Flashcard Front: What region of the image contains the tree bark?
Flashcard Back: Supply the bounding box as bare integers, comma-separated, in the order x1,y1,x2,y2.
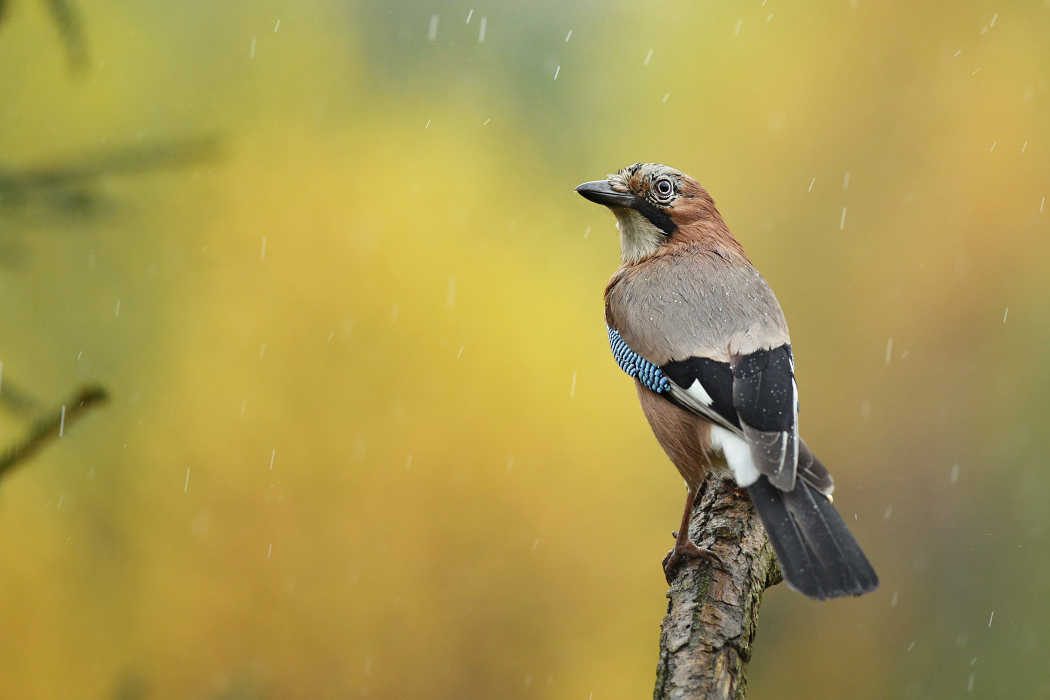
653,471,782,700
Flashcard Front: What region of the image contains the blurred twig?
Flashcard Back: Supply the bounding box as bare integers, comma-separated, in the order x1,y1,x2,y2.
0,375,42,416
0,385,107,480
0,0,89,75
0,135,222,219
0,135,222,194
653,471,781,700
43,0,88,74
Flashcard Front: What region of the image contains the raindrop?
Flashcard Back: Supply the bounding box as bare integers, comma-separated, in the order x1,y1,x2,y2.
843,171,850,189
950,464,959,483
260,236,267,260
250,37,256,59
885,338,893,364
808,177,815,192
840,207,847,230
270,450,275,469
466,9,473,23
274,20,280,33
554,66,560,80
570,372,577,397
184,468,191,492
59,406,66,437
478,16,486,42
447,277,457,309
565,30,572,42
644,49,653,65
662,93,669,103
734,18,742,34
428,15,439,41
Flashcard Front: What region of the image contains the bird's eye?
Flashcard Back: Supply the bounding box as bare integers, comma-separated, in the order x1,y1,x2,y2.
655,179,673,197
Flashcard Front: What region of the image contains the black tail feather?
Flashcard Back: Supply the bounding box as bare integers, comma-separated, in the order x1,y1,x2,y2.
747,476,879,600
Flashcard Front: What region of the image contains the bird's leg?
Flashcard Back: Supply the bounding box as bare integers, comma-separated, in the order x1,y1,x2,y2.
662,488,723,584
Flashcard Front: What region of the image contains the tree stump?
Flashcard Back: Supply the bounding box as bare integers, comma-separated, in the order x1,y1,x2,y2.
653,471,782,700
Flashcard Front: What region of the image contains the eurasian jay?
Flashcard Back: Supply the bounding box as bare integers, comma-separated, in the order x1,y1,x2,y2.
576,163,878,600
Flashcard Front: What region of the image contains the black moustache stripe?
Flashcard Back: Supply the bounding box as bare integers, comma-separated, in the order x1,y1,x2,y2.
633,198,677,235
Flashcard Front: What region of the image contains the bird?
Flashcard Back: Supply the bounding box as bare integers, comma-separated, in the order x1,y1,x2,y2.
576,163,878,600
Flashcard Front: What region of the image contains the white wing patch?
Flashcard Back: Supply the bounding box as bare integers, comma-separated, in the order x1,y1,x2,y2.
686,379,714,407
710,425,760,487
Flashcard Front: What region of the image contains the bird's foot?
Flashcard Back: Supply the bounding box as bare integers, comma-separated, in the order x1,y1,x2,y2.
663,531,724,585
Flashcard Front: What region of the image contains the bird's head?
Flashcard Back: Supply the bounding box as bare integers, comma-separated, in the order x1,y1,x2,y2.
576,163,724,265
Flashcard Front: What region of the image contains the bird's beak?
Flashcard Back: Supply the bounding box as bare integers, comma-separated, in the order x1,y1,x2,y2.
575,180,636,208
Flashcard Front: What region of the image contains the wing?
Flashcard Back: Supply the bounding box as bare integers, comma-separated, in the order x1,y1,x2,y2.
732,345,799,491
661,344,827,494
607,328,738,434
607,327,834,494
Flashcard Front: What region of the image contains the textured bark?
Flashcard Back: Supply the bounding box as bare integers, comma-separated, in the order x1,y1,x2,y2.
653,471,782,700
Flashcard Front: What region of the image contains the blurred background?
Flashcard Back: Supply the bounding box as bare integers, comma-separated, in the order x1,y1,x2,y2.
0,0,1048,698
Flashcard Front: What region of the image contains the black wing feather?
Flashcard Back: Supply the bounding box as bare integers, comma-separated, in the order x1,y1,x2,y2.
662,357,739,429
732,345,795,432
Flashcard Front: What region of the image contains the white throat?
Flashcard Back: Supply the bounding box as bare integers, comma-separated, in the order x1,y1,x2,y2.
613,208,665,265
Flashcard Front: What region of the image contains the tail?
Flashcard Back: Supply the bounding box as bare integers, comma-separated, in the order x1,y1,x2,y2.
747,476,879,600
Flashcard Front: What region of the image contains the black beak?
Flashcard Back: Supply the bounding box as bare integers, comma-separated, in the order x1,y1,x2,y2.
575,180,637,208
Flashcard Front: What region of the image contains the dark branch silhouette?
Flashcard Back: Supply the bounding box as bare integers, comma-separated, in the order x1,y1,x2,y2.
0,0,89,75
0,385,107,481
0,135,222,219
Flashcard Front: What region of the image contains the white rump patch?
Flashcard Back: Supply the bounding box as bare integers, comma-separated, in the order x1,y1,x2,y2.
710,425,760,487
686,379,714,407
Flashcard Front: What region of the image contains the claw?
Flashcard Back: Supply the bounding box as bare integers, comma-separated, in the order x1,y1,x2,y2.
663,488,723,584
662,538,723,584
